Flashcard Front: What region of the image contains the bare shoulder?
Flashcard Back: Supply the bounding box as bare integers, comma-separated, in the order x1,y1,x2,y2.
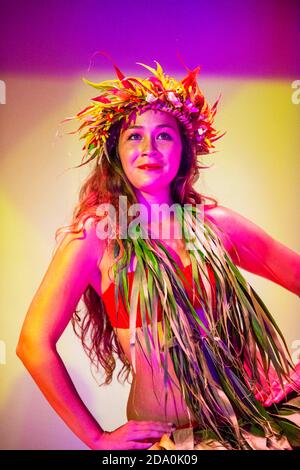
17,218,106,349
203,203,278,265
56,217,106,267
203,204,242,262
203,204,300,293
203,204,268,244
203,204,237,227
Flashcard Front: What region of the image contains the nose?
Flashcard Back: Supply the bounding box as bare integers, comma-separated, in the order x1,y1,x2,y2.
141,134,158,156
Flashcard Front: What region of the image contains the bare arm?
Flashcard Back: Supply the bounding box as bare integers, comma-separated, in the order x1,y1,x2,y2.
16,220,174,450
205,205,300,405
205,205,300,296
16,219,106,449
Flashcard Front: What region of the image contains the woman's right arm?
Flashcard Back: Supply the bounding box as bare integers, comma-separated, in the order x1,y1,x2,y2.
16,220,174,449
16,219,107,450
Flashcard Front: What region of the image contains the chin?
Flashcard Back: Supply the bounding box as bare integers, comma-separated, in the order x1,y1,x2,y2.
138,183,170,192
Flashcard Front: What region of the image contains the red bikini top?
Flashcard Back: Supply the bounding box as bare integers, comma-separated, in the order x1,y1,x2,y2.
101,262,216,329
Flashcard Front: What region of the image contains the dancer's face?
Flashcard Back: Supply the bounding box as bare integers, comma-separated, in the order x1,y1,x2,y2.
117,109,182,194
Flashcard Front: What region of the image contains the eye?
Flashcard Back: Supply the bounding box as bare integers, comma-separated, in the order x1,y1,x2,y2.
127,131,173,141
127,133,142,141
157,132,172,141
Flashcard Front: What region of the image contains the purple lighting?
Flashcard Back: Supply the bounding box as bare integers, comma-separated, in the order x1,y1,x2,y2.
0,0,299,78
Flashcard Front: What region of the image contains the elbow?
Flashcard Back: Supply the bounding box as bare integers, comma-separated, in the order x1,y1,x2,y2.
16,333,26,360
16,341,23,359
16,338,35,364
16,335,55,365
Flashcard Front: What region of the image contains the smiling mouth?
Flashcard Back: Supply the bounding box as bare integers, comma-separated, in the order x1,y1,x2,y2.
137,164,163,170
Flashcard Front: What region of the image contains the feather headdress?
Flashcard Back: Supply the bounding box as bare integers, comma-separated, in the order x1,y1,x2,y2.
63,61,223,167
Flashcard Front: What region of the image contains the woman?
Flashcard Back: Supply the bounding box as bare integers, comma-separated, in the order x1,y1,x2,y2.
17,61,300,450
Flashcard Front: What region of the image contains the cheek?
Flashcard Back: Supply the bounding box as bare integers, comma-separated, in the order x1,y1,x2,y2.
165,147,182,177
119,148,134,175
119,154,141,187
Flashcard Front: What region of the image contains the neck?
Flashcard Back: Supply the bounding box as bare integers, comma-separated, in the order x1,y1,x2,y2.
134,188,180,239
135,188,174,222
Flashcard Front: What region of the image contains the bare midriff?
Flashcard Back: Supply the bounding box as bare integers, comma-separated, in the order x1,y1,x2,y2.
114,324,198,428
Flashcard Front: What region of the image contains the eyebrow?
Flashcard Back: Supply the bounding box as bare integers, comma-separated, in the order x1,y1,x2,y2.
126,124,176,131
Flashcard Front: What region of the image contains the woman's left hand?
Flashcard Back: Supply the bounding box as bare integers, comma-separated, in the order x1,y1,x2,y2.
256,361,300,407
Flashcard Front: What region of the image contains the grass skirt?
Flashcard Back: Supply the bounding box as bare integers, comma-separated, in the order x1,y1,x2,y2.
148,397,300,450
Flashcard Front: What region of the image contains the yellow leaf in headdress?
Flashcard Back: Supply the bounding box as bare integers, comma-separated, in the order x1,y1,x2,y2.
154,61,164,75
136,62,158,77
82,77,118,90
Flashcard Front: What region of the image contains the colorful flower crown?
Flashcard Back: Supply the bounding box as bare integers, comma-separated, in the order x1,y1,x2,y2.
63,61,223,167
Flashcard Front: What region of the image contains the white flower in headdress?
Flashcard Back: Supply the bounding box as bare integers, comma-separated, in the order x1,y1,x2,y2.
185,98,199,113
196,126,206,141
167,92,182,108
145,92,157,103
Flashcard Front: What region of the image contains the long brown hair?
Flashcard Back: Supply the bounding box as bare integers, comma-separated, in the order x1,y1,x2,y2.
55,117,218,387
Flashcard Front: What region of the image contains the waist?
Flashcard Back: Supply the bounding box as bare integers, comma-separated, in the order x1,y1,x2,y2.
127,371,196,428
